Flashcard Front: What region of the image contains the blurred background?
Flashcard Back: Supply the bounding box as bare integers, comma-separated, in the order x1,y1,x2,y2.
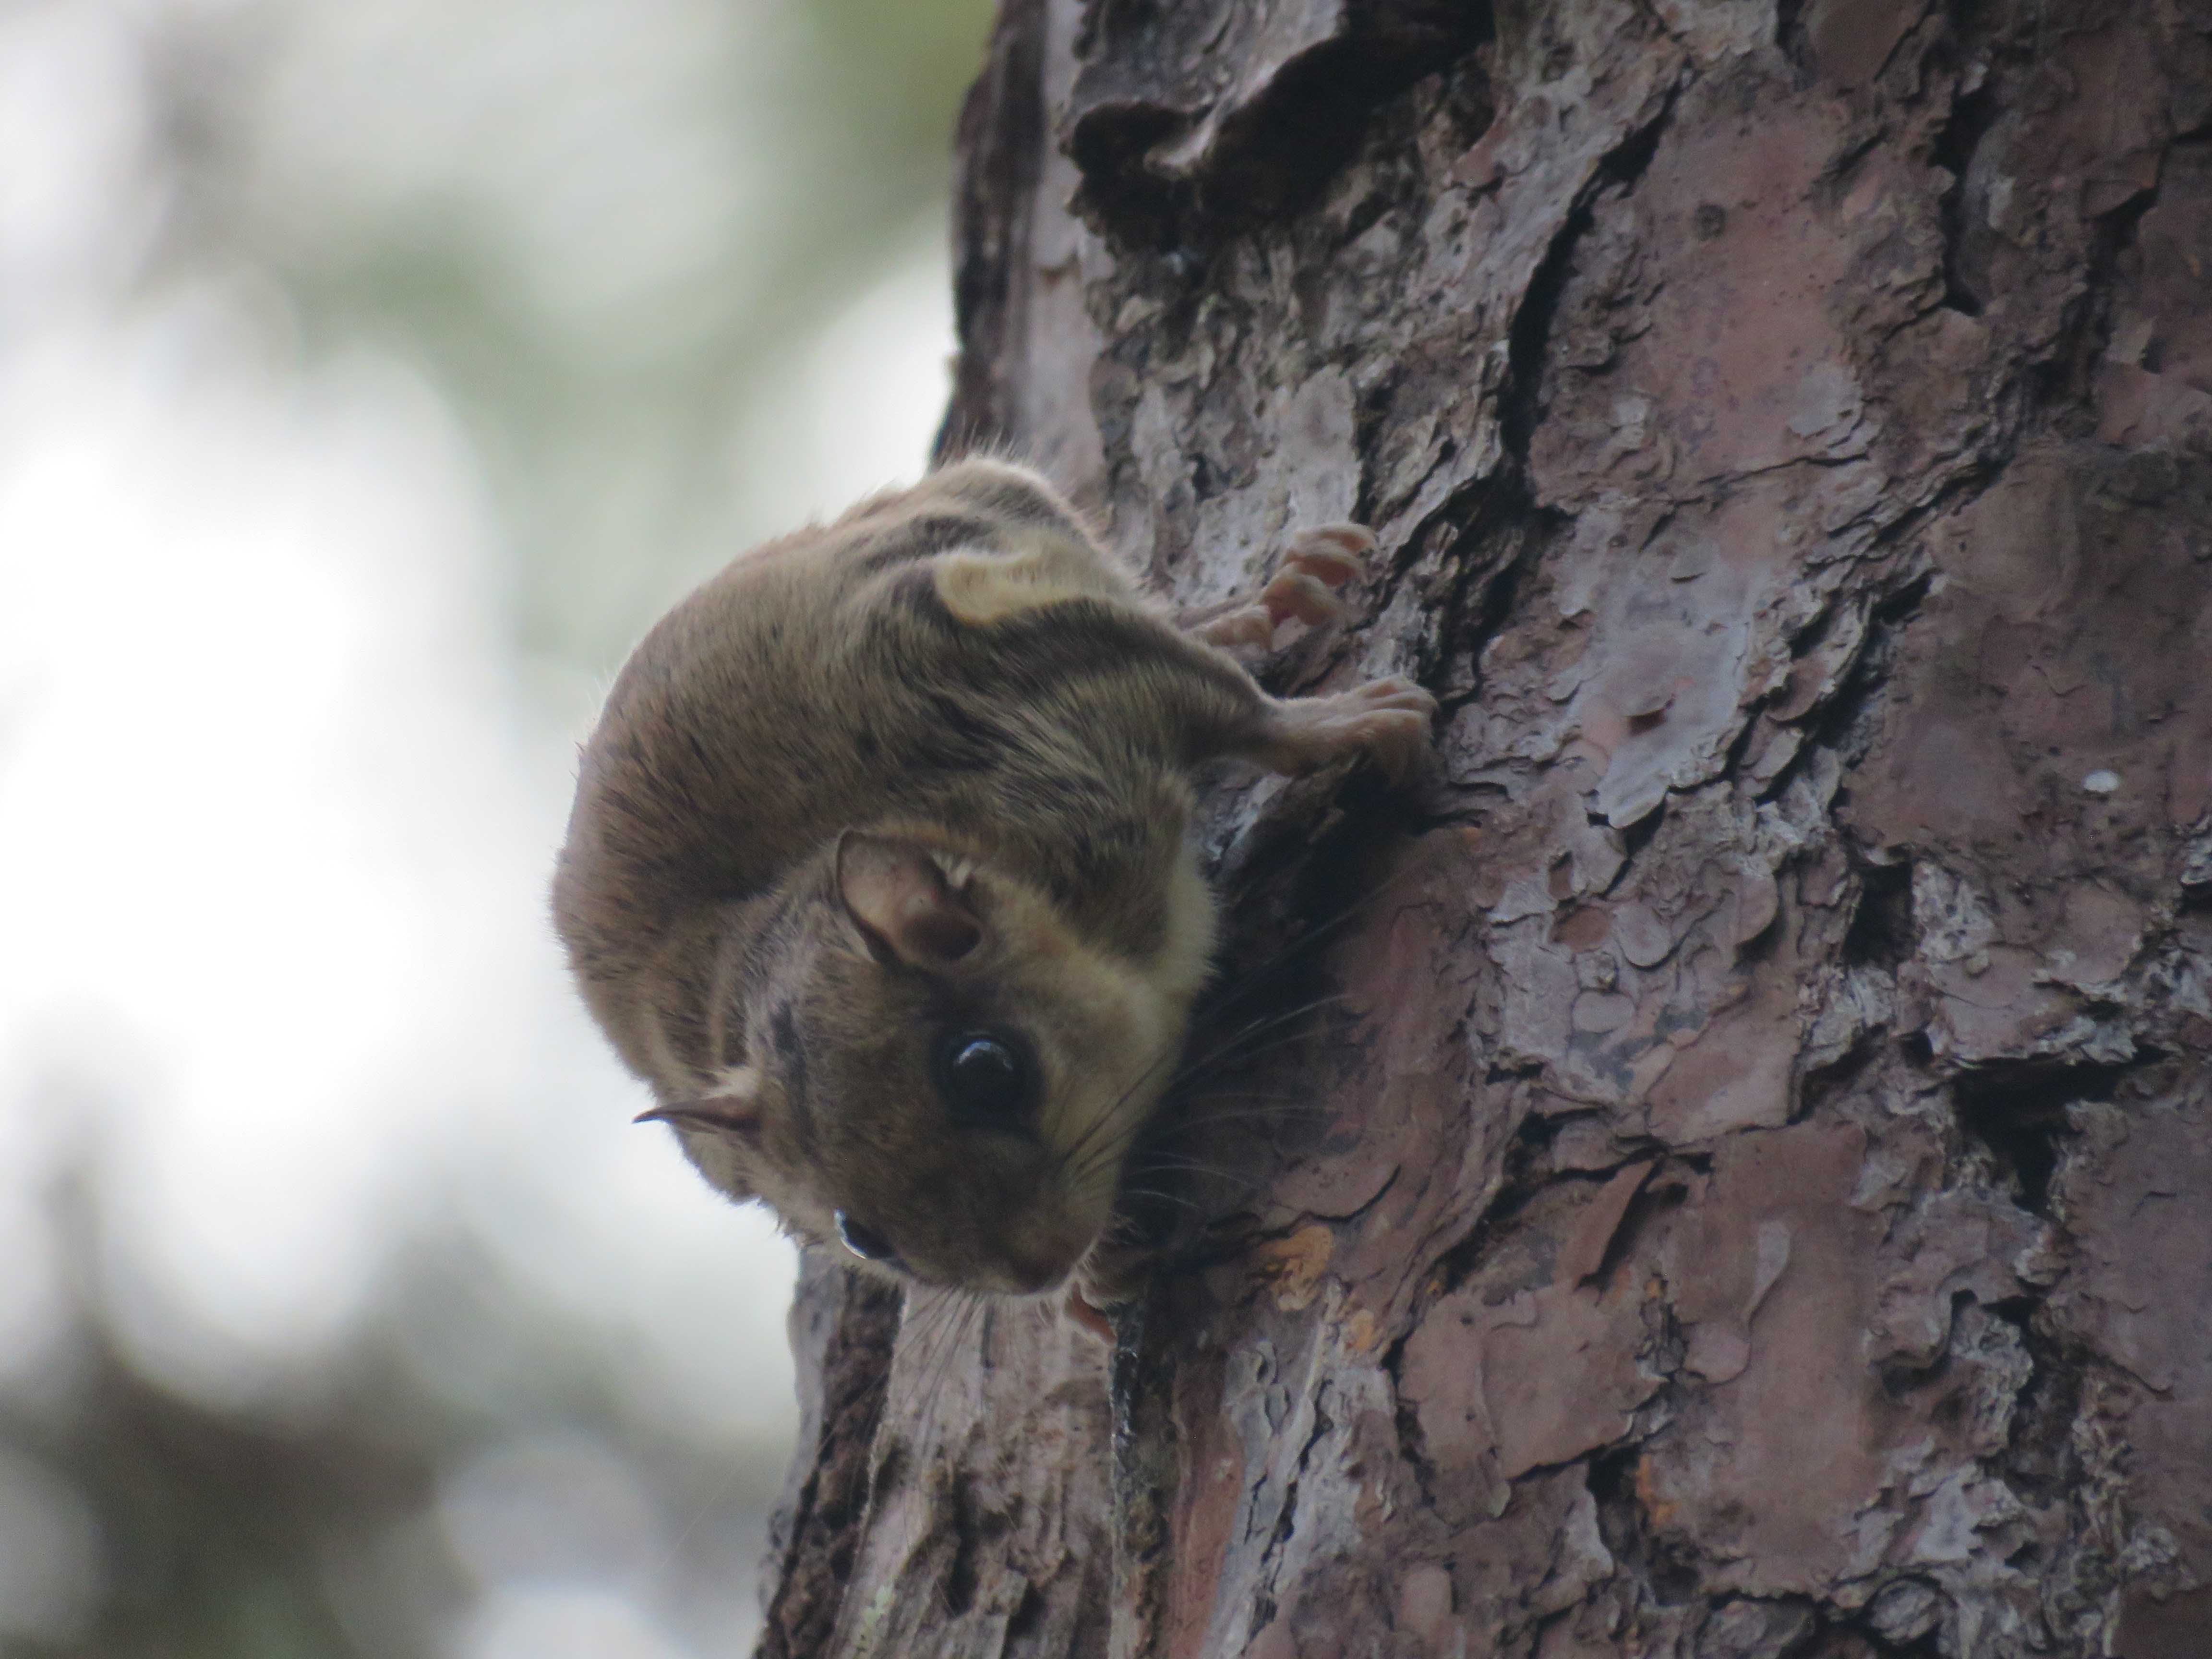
0,0,992,1653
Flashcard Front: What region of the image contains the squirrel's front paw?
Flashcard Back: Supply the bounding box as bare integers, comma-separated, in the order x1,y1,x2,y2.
1257,674,1438,782
1190,523,1378,649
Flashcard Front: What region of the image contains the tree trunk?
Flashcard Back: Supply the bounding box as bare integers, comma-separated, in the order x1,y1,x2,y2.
755,2,2212,1655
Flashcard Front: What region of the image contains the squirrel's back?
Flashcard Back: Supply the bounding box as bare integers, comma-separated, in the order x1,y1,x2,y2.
550,460,1195,1077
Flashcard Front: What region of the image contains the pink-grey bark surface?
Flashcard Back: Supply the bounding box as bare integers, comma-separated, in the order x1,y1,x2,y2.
756,2,2212,1655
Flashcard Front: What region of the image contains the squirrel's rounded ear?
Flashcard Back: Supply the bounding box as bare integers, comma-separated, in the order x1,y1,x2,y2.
834,830,982,969
634,1065,766,1142
635,1078,764,1203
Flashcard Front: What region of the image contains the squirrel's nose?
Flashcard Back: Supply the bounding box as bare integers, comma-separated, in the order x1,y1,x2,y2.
995,1232,1082,1297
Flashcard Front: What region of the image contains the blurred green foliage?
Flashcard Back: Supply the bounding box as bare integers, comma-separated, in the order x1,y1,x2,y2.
152,0,994,672
0,1,993,1656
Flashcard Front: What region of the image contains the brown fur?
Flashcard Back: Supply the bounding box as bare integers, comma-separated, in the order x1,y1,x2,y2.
551,459,1432,1304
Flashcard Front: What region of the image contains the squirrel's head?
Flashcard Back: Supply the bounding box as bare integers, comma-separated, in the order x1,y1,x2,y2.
642,829,1213,1299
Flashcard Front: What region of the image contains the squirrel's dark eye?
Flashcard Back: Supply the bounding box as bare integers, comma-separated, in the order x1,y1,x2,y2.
934,1031,1037,1128
835,1210,902,1268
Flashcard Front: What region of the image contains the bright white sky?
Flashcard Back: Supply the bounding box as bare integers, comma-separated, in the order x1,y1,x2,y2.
0,1,957,1652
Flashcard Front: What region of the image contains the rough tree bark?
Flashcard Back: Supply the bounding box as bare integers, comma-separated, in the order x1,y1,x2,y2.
754,2,2212,1655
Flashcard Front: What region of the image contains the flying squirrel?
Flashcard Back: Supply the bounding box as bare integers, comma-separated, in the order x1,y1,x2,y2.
551,458,1434,1334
